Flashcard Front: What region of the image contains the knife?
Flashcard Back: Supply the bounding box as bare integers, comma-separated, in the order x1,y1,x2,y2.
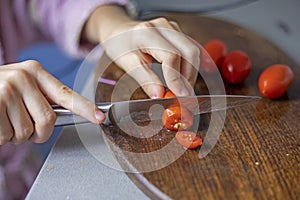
53,95,261,127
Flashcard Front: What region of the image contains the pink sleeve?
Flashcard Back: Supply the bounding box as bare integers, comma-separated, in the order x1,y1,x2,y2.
34,0,128,58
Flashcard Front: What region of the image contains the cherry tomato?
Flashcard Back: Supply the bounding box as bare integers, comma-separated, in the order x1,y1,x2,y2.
164,89,176,98
221,50,251,84
201,39,227,73
258,64,294,99
162,105,193,131
175,131,202,149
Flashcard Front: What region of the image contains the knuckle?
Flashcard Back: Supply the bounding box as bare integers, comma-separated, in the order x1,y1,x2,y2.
0,81,16,100
152,17,169,24
22,60,45,76
170,20,179,26
0,133,13,145
17,125,34,141
22,60,42,70
12,68,29,79
38,109,56,127
135,21,153,29
9,69,35,89
46,110,57,125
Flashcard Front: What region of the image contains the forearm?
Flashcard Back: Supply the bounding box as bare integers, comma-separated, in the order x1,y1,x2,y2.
32,0,128,58
83,4,134,44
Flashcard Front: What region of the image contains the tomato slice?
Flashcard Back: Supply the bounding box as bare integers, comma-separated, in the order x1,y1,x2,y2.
201,39,227,73
164,89,176,98
221,50,251,84
258,64,294,99
175,131,202,149
162,105,193,131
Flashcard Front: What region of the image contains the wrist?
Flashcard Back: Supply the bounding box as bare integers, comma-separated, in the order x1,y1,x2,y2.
82,4,133,44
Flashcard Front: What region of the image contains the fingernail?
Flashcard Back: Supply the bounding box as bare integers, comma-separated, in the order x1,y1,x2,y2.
95,110,105,123
151,94,159,99
149,90,160,99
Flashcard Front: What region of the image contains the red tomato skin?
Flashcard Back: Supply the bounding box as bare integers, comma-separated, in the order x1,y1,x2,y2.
175,131,202,149
201,40,227,73
258,64,294,99
221,50,251,84
164,90,176,98
162,105,193,131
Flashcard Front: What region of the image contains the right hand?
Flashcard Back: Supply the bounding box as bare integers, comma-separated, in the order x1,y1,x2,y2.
83,5,200,98
0,60,105,145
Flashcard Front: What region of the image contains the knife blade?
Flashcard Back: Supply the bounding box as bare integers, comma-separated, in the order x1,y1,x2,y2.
53,95,261,127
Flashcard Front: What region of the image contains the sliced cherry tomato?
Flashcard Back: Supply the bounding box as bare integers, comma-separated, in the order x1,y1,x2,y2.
175,131,202,149
221,50,251,84
258,64,294,99
164,89,176,98
201,39,227,73
162,105,193,131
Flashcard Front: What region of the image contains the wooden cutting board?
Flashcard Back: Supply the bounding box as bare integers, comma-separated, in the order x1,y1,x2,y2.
95,14,299,200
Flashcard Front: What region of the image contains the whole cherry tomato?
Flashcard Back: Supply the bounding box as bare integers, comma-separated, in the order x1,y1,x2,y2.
258,64,294,99
162,105,193,131
164,89,176,98
221,50,251,84
175,131,202,149
201,39,227,73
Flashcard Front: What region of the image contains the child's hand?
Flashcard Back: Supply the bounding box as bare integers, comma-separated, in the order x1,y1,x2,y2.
0,60,105,145
84,5,200,98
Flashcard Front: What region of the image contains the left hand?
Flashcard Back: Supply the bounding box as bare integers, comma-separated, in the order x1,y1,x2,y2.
83,5,200,98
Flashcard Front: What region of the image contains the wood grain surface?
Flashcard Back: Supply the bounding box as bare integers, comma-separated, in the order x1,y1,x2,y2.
95,15,299,200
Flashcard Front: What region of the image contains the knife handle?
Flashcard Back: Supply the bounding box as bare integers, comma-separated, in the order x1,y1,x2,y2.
53,102,112,127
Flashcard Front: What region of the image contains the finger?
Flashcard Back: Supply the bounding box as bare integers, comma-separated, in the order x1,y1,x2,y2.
149,18,200,92
116,52,165,98
0,72,35,144
6,98,34,144
0,105,14,145
10,71,55,143
180,58,199,90
131,23,189,96
169,21,182,32
20,60,105,124
140,47,188,96
24,92,55,143
149,17,200,67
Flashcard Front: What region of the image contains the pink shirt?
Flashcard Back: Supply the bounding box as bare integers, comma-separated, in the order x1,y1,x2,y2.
0,0,128,199
0,0,128,64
